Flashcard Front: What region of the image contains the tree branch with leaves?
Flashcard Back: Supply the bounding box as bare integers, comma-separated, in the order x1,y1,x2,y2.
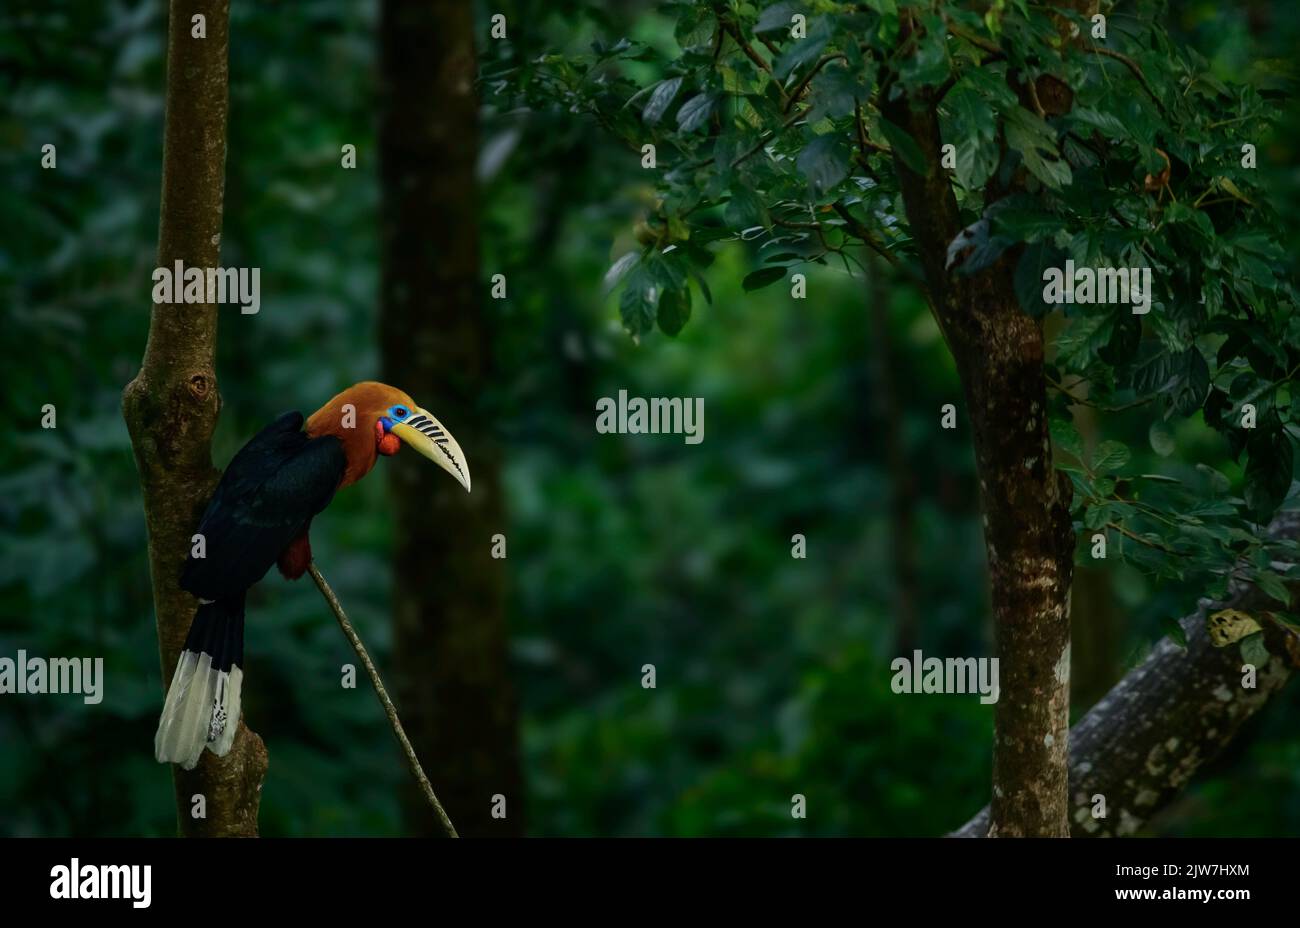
509,0,1298,836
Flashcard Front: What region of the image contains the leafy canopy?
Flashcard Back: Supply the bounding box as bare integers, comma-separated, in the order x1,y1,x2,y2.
506,0,1298,614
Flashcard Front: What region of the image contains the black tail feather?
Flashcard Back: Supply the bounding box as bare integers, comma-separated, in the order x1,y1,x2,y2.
155,593,247,769
182,593,246,672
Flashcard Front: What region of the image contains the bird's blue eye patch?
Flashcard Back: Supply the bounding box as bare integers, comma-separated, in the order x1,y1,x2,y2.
388,405,410,421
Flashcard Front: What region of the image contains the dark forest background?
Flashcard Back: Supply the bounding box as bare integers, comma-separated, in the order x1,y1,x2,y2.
1,0,1297,836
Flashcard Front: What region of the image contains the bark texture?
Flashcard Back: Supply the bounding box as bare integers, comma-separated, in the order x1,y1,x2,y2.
122,0,268,837
883,91,1075,837
378,0,524,836
953,513,1300,837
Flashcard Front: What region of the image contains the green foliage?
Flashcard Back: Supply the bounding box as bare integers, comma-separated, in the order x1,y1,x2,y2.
0,0,402,837
2,0,1298,839
508,0,1299,611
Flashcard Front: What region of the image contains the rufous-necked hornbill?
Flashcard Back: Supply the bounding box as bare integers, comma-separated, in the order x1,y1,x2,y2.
154,382,470,770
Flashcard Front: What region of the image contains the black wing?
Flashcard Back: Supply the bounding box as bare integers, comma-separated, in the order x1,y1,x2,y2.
180,411,347,600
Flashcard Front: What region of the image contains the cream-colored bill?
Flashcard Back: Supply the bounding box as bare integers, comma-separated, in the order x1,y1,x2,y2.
392,406,472,492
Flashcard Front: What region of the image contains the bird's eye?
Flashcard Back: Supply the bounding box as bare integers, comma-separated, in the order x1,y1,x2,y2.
391,406,408,419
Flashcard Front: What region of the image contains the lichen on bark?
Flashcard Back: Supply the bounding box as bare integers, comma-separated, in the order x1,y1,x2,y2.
882,87,1075,837
954,514,1300,837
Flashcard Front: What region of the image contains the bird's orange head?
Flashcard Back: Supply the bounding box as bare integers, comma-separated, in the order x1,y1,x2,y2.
305,381,471,491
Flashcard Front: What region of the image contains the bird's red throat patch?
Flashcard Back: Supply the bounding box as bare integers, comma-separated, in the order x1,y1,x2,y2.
376,420,401,456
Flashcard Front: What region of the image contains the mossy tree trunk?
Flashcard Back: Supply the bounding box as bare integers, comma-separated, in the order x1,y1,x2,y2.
122,0,268,838
954,513,1300,837
883,2,1098,837
883,91,1075,839
377,0,524,837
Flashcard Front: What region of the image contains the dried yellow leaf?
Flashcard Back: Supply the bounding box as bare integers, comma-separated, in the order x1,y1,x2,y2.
1207,608,1262,647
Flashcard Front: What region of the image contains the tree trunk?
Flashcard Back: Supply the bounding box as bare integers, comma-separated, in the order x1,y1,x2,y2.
953,513,1300,837
378,0,524,836
122,0,268,838
883,93,1075,837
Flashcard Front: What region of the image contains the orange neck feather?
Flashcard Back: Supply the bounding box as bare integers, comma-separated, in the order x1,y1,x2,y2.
304,381,412,488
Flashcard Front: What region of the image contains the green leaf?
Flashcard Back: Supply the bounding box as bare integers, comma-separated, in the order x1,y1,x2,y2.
1227,230,1278,258
898,14,949,88
1149,421,1176,457
742,266,787,291
869,0,900,42
1091,440,1131,474
657,286,692,336
1004,107,1071,190
676,93,715,133
947,82,995,142
755,3,797,34
689,267,712,305
1050,417,1084,462
1014,242,1064,317
1083,503,1110,531
807,60,872,122
1131,352,1181,396
1161,614,1189,650
646,250,688,291
1254,572,1291,608
642,77,683,125
602,251,640,295
796,134,850,196
1164,202,1215,243
1234,251,1276,290
774,17,831,80
673,9,715,49
961,65,1018,110
619,267,657,335
876,117,927,174
1244,427,1294,522
1195,463,1232,495
1068,107,1131,141
1203,387,1232,429
724,184,771,232
992,200,1065,244
1170,348,1210,416
955,135,999,190
1098,312,1141,367
1240,631,1271,667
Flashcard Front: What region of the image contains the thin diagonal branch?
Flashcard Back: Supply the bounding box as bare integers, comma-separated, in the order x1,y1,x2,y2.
854,105,891,156
308,561,459,838
947,21,1003,57
784,53,847,113
722,20,787,106
837,200,899,263
1093,46,1169,117
730,108,805,168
